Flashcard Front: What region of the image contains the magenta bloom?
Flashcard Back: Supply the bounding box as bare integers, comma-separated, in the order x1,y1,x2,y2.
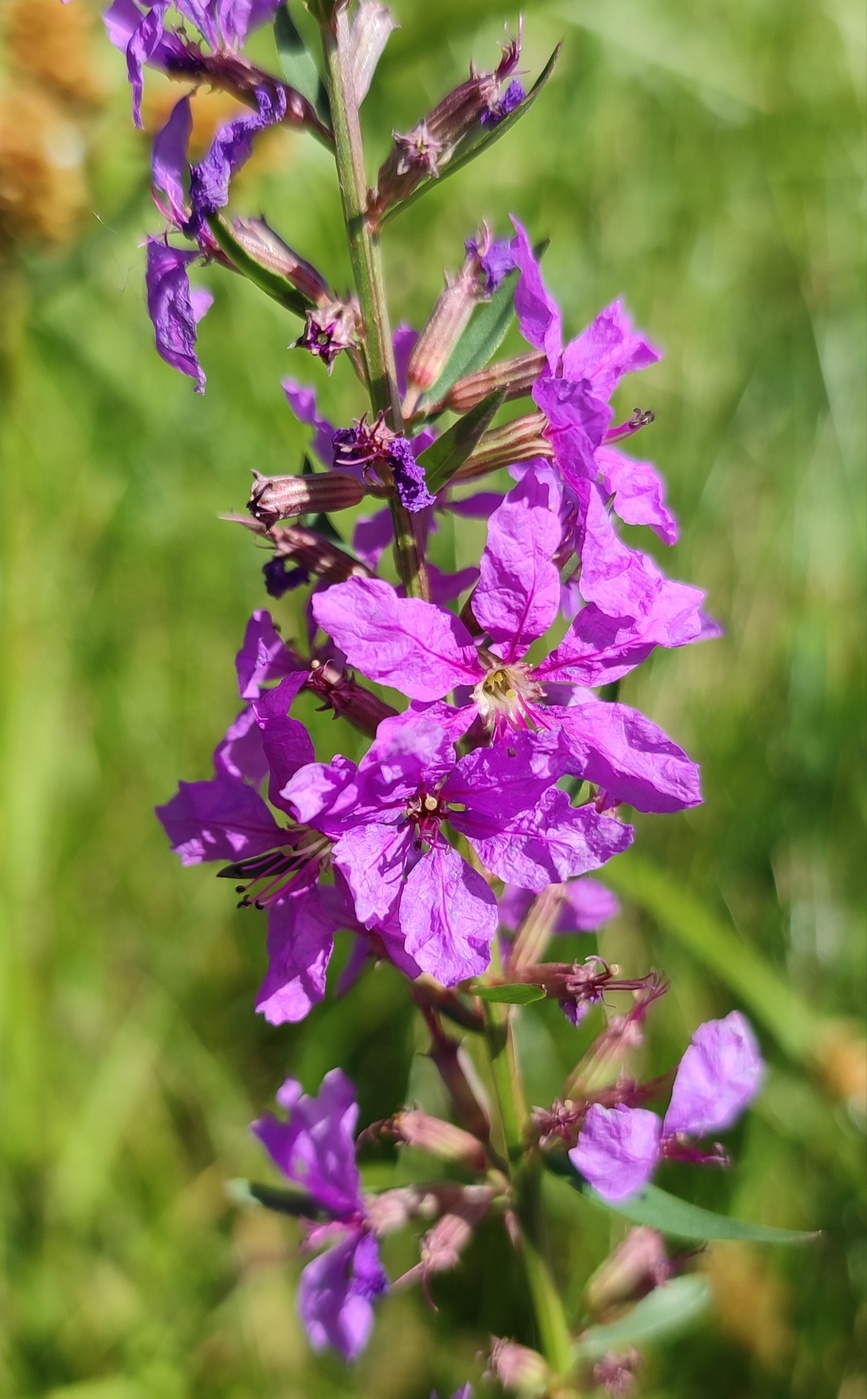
510,217,677,547
313,476,702,814
570,1012,765,1200
281,715,632,986
253,1071,388,1360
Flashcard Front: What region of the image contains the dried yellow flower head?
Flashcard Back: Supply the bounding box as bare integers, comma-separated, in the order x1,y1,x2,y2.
5,0,105,110
0,87,87,248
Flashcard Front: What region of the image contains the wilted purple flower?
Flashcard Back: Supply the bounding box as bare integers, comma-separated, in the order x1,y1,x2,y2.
570,1012,765,1200
280,714,631,986
145,239,213,392
313,475,702,814
331,413,435,513
253,1070,388,1360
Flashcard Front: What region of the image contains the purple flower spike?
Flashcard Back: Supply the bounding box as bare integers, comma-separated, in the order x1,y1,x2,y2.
571,1105,662,1202
253,1071,388,1360
663,1011,765,1138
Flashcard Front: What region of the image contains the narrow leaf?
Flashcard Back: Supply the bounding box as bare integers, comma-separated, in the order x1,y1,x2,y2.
417,390,505,495
546,1156,817,1243
473,983,547,1005
275,3,331,121
226,1178,327,1217
602,850,828,1063
574,1276,712,1360
382,46,561,226
427,269,520,407
207,215,313,319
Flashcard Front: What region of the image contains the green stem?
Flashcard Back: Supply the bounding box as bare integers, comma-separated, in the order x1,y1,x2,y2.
482,1003,576,1383
321,12,428,599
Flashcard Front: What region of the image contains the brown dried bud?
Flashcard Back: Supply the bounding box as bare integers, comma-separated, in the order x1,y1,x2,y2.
267,523,373,587
306,658,397,736
248,470,365,528
454,413,553,481
392,1111,489,1172
230,218,332,304
441,351,547,414
585,1228,670,1316
486,1338,550,1396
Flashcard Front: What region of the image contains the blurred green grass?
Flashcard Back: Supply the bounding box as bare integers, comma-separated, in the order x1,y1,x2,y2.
0,0,865,1395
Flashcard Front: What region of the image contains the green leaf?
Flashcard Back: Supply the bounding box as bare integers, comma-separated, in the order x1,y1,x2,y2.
574,1275,712,1360
274,3,331,121
472,983,547,1005
417,390,505,495
602,850,828,1064
206,215,313,320
546,1156,818,1243
382,46,561,226
226,1179,327,1218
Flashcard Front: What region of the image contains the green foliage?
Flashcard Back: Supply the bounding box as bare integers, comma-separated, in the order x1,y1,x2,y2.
0,0,864,1396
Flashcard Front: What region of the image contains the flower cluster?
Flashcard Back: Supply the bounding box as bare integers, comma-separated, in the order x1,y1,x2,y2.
89,0,778,1388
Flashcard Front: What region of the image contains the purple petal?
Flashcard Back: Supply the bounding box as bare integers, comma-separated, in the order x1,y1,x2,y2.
151,96,191,226
463,788,633,892
145,239,212,392
352,507,393,570
570,1104,662,1201
252,672,314,810
312,577,480,701
188,86,286,226
399,843,496,985
217,0,281,47
540,605,657,689
213,704,268,784
299,1232,386,1361
510,216,562,369
393,323,418,398
445,731,561,822
597,445,678,546
447,490,505,519
663,1012,765,1138
252,1068,363,1215
333,821,413,924
256,883,336,1025
498,877,619,934
177,0,219,45
552,700,703,813
235,609,302,700
561,300,661,400
279,755,360,831
124,0,171,127
473,479,562,656
424,564,479,605
282,380,338,468
534,374,612,457
156,776,282,865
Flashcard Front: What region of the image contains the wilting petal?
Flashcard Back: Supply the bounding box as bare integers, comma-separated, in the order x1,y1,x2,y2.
561,300,661,399
189,86,286,226
463,788,633,892
256,883,337,1025
570,1104,662,1201
313,577,480,701
145,239,212,392
510,216,562,370
156,776,282,865
217,0,281,47
663,1012,765,1138
399,843,496,985
552,701,702,813
597,445,678,546
473,479,562,656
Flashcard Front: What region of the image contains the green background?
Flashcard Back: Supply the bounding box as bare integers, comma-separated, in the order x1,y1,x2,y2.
1,0,865,1395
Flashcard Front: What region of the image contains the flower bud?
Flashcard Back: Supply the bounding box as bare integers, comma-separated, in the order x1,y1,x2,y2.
420,1186,495,1276
230,218,332,304
404,265,479,409
441,351,547,414
506,885,568,974
487,1338,550,1396
349,0,397,105
453,413,553,480
294,298,361,370
392,1110,489,1172
590,1349,642,1396
306,658,397,736
267,523,373,586
585,1228,670,1316
248,470,365,527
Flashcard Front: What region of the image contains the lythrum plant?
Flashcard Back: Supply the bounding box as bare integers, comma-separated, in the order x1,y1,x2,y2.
75,0,816,1392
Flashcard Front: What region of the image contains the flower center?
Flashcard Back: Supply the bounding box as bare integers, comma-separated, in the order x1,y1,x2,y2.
405,788,448,845
218,828,332,908
472,660,543,735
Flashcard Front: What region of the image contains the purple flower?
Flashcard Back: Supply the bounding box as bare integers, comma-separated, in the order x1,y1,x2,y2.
280,715,631,986
465,229,517,295
313,476,702,814
498,877,619,936
569,1012,765,1200
253,1071,388,1360
510,218,678,547
481,79,526,126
